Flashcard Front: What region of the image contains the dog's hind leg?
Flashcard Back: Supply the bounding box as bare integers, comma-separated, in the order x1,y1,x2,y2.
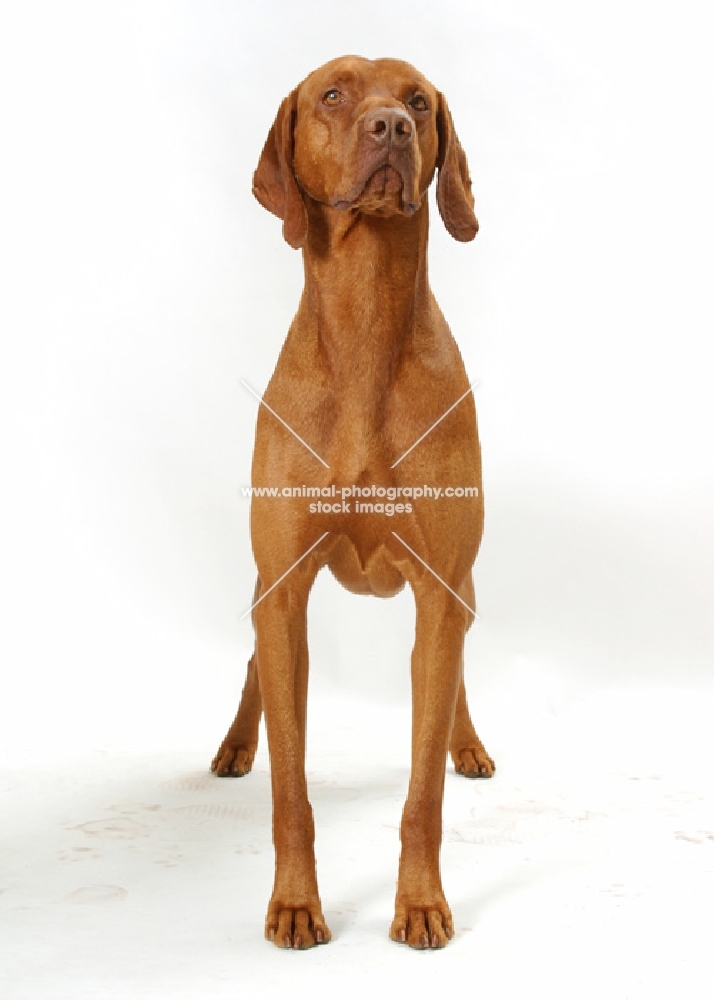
449,674,495,778
211,651,262,776
211,577,263,777
447,575,495,778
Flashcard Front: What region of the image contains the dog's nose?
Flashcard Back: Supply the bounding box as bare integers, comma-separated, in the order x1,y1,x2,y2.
363,107,413,146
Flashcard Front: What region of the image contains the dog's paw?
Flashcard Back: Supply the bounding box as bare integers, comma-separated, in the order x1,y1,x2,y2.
452,744,495,778
390,901,454,949
265,904,331,950
210,743,255,777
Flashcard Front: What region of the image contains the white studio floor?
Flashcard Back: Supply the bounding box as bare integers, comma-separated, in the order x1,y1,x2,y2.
2,687,713,1000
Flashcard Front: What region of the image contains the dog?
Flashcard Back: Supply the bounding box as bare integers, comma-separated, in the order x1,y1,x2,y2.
211,55,494,950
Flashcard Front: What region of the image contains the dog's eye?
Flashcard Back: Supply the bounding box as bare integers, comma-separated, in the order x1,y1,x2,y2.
323,89,342,106
409,95,428,112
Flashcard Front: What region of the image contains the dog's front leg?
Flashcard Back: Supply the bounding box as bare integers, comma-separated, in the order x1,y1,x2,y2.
390,583,470,949
255,579,331,950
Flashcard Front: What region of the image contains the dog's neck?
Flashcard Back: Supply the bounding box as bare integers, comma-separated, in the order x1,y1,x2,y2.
298,199,432,393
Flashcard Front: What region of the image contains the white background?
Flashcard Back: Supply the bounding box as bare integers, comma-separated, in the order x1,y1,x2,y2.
1,2,713,997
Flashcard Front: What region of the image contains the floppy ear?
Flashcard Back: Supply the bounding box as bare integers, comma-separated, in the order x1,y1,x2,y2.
252,88,308,250
436,92,479,242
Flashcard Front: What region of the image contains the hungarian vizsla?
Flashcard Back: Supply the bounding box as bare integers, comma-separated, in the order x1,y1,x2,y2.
211,55,494,950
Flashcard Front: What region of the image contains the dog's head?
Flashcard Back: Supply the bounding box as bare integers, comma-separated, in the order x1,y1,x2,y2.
252,55,479,249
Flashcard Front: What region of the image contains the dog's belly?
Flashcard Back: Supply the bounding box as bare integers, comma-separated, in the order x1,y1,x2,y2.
327,533,405,598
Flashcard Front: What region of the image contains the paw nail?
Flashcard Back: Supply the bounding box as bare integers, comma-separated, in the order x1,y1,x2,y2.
316,929,323,943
